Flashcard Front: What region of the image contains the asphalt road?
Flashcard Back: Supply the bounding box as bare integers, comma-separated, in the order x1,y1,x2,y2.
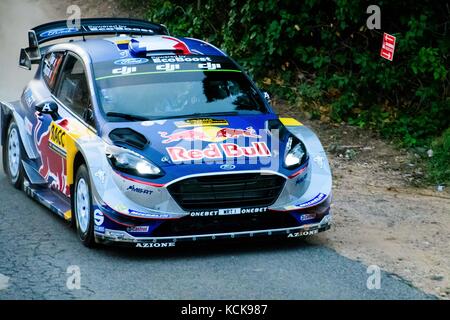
0,0,432,300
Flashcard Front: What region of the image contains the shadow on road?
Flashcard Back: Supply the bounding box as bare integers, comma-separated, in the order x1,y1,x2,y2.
98,236,313,261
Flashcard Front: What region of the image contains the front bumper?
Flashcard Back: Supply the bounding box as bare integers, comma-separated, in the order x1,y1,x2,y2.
94,211,332,248
81,122,333,248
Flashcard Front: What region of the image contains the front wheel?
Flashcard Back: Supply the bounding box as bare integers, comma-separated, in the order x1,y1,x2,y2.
4,120,24,189
73,164,96,247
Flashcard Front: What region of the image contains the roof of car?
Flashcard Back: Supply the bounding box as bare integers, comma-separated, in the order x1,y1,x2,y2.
62,35,228,64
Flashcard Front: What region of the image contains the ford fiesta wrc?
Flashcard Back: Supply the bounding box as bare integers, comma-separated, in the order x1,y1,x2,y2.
0,18,332,248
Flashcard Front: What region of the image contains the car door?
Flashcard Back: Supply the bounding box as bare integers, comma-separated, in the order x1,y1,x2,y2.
35,52,95,197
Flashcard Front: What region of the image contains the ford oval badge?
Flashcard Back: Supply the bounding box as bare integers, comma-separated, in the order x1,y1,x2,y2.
220,164,235,170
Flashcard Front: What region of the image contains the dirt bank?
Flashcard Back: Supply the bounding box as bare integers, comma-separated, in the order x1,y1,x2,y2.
274,99,450,299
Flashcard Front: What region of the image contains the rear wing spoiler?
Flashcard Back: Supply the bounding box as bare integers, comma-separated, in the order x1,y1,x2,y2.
19,18,169,70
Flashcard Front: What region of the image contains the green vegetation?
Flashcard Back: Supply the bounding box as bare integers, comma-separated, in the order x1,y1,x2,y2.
429,128,450,184
122,0,449,184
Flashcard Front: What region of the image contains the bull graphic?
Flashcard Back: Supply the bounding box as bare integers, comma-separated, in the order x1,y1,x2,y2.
158,128,208,143
34,115,70,196
215,127,260,139
158,127,261,144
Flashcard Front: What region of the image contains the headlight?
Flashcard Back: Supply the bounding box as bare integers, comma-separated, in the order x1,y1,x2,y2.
284,139,307,168
106,145,162,178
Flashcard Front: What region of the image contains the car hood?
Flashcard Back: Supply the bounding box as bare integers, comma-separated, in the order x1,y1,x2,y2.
101,114,293,180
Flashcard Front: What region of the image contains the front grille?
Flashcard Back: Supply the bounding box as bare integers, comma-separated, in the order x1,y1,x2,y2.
152,212,299,237
167,173,286,210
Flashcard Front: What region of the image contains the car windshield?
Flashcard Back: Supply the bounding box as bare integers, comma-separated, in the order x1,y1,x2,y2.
94,61,267,121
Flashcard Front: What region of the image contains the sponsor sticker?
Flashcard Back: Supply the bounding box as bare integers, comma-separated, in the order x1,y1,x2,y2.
126,185,153,195
167,142,271,162
295,193,327,208
112,66,137,75
94,209,104,226
190,207,268,217
136,242,175,248
35,118,70,195
300,213,317,221
40,27,78,38
85,25,153,33
151,55,212,64
128,209,170,219
48,122,67,158
127,226,150,233
156,63,180,72
287,229,319,238
220,164,236,170
114,58,149,65
219,208,240,215
94,225,105,233
175,118,229,128
198,62,221,70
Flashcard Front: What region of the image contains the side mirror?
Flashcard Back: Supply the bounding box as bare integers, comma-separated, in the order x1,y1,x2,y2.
19,48,32,70
19,31,41,70
35,101,59,120
263,91,271,103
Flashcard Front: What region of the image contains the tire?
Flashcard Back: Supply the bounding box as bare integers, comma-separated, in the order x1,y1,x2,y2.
73,164,96,248
4,120,24,189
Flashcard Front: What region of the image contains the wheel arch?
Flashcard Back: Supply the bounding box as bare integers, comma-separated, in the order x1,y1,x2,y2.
68,151,87,225
1,101,37,160
1,106,13,173
0,105,13,148
70,151,86,192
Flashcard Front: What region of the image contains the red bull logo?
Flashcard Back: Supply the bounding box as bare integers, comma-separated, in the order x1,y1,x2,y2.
159,126,261,144
167,142,271,162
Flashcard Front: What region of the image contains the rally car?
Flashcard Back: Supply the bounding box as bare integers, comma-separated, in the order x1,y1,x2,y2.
0,18,332,248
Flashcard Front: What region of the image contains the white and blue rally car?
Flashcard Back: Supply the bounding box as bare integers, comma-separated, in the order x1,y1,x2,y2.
0,18,332,248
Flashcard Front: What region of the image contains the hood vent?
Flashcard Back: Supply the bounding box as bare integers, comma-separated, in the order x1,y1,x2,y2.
109,128,148,150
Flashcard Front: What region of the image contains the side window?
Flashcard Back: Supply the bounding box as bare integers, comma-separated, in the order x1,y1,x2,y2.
42,52,64,91
55,54,92,123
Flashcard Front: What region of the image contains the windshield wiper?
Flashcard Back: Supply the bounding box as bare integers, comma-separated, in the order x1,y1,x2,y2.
152,111,239,120
106,112,150,121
